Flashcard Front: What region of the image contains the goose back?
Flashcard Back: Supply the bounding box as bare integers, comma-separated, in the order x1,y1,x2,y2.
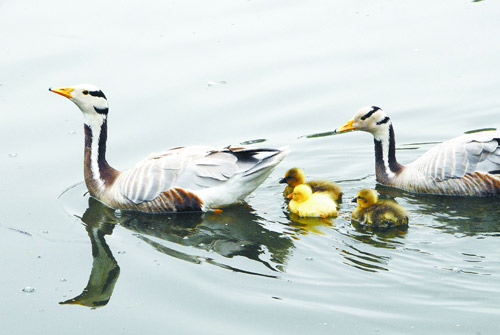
105,146,286,211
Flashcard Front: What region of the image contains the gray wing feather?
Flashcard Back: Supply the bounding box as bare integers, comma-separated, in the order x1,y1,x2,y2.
193,152,239,180
409,131,500,180
488,148,500,165
117,146,285,204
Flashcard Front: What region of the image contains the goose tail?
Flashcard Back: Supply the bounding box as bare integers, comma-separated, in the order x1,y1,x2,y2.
198,147,289,209
242,147,289,177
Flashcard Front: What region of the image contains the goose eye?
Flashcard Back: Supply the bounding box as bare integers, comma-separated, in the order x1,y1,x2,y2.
83,90,89,95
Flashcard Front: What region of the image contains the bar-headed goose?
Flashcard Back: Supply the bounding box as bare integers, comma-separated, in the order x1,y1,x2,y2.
279,167,342,201
287,184,337,218
49,84,288,213
352,189,409,229
335,106,500,196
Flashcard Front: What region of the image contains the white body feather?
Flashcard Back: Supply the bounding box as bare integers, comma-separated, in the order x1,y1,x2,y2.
103,146,288,210
394,131,500,195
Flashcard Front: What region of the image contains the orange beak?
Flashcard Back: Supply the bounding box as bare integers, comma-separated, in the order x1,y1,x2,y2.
59,298,82,305
335,119,356,133
49,87,74,99
286,193,294,199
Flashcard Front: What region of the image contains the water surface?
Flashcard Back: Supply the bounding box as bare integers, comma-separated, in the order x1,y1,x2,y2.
1,0,500,334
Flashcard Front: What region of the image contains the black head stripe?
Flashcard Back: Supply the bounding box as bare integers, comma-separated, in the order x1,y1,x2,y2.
376,116,390,125
89,90,107,99
361,106,381,120
94,106,108,114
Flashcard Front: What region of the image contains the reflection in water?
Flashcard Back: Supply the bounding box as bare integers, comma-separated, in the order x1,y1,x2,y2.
334,226,406,273
286,212,334,236
336,242,392,273
60,208,120,308
284,208,403,273
349,222,407,242
331,183,500,273
376,184,500,236
115,202,294,274
61,197,294,308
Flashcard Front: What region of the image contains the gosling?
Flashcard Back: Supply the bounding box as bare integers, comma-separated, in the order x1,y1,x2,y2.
287,184,338,218
352,189,409,229
280,168,342,202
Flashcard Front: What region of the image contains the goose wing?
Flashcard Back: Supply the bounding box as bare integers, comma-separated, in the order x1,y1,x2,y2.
408,130,500,180
117,146,284,203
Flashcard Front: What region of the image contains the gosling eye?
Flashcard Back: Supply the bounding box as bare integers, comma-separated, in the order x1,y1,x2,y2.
82,90,89,95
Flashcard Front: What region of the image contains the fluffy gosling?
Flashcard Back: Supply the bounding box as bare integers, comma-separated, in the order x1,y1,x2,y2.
288,184,338,218
280,168,342,202
352,189,409,229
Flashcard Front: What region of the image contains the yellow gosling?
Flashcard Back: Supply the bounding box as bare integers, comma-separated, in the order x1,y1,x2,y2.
352,189,409,230
280,168,342,201
287,184,337,218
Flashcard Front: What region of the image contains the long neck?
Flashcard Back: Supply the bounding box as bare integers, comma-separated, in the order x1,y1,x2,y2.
373,124,403,183
84,119,119,198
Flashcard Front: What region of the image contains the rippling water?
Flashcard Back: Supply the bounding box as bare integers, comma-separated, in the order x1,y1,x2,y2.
2,0,500,334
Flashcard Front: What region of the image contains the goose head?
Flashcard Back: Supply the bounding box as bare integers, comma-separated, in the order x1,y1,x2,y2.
335,106,391,140
50,84,109,129
287,184,312,203
280,168,306,188
352,189,378,208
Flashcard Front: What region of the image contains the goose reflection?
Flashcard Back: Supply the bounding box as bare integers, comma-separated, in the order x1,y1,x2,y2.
59,203,120,308
61,197,294,308
115,204,293,273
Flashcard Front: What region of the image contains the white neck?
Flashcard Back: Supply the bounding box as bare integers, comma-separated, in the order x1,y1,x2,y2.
378,133,395,179
373,124,402,183
84,113,108,194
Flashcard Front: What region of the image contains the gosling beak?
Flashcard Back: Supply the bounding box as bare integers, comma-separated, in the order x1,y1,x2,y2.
279,177,287,184
351,196,358,203
286,193,294,199
49,87,74,99
334,119,356,133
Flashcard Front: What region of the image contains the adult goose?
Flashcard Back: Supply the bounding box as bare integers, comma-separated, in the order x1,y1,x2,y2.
335,106,500,196
50,84,288,213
